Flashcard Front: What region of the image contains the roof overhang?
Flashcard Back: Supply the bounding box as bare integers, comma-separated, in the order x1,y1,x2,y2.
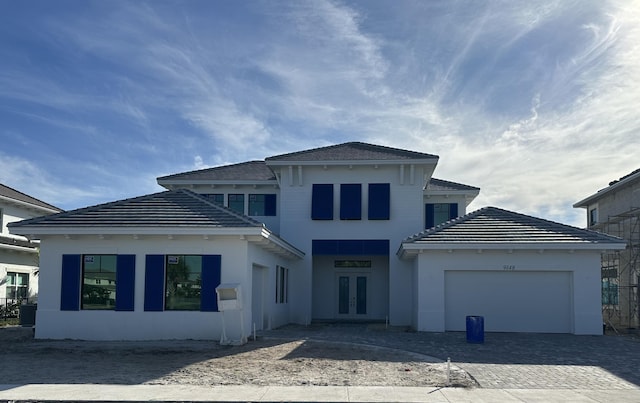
158,180,278,188
398,241,628,259
0,242,38,254
10,226,305,261
265,158,439,167
574,170,640,208
0,194,61,215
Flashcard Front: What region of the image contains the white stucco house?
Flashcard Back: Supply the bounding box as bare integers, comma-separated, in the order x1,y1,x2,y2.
9,142,625,340
1,184,62,306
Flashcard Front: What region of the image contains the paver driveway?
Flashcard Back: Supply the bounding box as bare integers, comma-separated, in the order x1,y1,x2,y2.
261,323,640,390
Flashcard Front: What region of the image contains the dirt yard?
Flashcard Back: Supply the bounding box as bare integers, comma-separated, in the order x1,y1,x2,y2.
0,326,476,388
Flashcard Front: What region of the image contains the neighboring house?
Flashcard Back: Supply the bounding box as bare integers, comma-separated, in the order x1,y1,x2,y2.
574,168,640,330
1,184,62,305
9,142,625,340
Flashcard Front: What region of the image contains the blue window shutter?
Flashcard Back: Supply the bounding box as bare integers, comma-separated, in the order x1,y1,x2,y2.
449,203,458,220
312,184,334,220
265,194,277,216
368,183,390,220
144,255,165,311
425,204,435,228
340,184,362,220
61,254,81,311
201,255,222,312
116,255,136,311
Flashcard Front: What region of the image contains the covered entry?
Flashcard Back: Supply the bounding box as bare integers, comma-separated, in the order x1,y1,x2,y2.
311,240,389,321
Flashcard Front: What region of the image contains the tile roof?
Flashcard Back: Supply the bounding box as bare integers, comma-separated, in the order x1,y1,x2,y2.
0,183,62,212
157,161,276,182
403,206,626,246
426,178,480,192
266,142,438,162
8,189,263,230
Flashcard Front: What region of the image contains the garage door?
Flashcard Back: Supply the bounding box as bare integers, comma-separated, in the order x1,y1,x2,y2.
444,271,573,333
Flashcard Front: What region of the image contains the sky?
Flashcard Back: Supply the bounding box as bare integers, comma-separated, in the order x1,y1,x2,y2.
1,0,639,227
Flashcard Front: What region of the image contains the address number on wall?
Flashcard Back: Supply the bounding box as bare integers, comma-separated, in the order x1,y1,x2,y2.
503,265,516,271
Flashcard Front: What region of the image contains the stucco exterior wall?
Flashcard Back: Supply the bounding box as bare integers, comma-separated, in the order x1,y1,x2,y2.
35,234,293,340
413,249,603,335
276,163,430,326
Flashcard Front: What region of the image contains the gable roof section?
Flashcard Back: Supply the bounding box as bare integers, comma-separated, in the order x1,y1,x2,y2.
399,206,626,257
157,160,276,185
574,167,640,208
0,183,62,213
265,142,439,164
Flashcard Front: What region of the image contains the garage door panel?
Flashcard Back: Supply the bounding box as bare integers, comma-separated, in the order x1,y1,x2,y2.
444,271,572,333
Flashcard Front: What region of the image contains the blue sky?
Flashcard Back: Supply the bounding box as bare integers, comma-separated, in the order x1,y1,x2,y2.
1,0,638,227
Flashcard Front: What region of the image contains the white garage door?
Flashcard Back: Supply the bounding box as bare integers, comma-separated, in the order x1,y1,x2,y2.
444,271,573,333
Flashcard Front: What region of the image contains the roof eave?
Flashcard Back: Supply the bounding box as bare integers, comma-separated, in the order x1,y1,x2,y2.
158,179,278,187
265,158,439,167
398,241,627,259
0,194,62,214
574,170,640,208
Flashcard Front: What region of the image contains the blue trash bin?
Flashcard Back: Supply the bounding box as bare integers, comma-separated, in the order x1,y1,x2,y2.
466,315,484,343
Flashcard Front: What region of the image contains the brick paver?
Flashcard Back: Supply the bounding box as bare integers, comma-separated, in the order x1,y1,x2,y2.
261,323,640,390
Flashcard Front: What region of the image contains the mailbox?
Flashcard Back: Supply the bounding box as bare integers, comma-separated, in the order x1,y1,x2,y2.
216,283,242,311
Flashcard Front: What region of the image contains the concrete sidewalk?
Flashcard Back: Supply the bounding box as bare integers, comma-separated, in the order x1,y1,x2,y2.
1,384,640,402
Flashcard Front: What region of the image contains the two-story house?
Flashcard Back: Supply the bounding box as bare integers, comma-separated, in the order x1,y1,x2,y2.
9,142,625,340
1,184,62,306
574,168,640,330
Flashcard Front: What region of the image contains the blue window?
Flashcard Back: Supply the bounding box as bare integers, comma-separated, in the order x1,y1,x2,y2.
61,254,135,311
249,194,276,216
368,183,390,220
340,184,362,220
228,194,244,214
425,203,458,228
312,184,334,220
144,254,221,312
203,194,224,205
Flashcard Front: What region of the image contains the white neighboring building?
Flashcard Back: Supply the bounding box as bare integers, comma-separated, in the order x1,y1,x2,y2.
9,142,626,339
1,184,62,304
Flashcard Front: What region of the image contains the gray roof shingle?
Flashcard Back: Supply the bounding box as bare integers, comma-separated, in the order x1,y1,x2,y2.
157,161,276,182
266,142,438,162
8,189,263,230
0,183,62,212
404,206,626,246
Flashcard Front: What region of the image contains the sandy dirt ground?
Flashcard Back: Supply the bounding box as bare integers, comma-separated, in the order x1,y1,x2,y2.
0,327,476,388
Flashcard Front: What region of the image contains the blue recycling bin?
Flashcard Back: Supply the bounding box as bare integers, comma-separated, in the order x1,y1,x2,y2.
466,315,484,343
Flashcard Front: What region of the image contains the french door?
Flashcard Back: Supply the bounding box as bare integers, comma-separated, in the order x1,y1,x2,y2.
336,273,368,318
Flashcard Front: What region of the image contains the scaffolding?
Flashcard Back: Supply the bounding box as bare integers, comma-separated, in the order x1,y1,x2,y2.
594,207,640,331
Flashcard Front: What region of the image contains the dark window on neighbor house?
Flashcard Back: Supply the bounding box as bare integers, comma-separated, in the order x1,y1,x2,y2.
6,272,29,300
144,254,221,312
340,184,362,220
82,255,117,310
0,208,3,230
203,194,224,205
228,194,244,214
590,208,598,226
61,254,135,311
275,265,288,304
249,194,276,216
425,203,458,228
368,183,390,220
602,279,619,305
312,184,334,220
